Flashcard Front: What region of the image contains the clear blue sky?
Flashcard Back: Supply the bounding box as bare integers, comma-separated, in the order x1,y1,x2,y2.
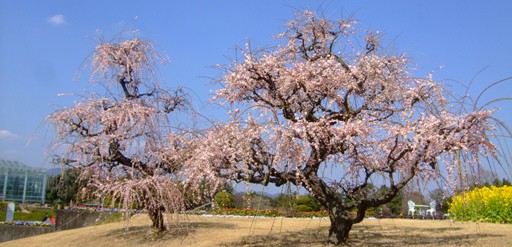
1,1,511,170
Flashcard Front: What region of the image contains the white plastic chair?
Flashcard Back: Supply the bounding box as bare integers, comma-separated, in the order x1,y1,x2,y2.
426,200,436,218
407,200,416,217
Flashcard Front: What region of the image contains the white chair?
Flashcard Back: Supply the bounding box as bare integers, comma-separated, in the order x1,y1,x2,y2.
426,200,437,218
407,200,416,218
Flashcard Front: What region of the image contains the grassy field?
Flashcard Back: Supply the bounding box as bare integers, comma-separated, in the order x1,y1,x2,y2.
1,214,511,246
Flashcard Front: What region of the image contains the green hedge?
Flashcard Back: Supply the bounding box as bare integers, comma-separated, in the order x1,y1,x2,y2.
212,207,328,218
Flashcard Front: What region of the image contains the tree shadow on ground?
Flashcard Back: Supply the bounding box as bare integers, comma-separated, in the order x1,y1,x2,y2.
105,222,235,245
223,224,504,247
349,224,502,246
222,227,328,247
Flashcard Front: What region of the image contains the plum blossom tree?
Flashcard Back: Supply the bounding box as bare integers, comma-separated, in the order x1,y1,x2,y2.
190,11,498,244
48,38,196,232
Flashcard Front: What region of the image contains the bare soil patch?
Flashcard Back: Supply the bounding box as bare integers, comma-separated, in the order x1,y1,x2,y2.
1,214,511,246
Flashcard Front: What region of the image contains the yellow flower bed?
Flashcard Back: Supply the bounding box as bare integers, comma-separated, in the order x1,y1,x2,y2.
448,185,512,223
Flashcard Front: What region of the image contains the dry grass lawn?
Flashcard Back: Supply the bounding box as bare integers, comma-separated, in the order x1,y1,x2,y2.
2,214,511,246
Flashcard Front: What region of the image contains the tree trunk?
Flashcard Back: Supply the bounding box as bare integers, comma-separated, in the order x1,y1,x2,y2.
301,168,357,245
147,207,165,232
327,206,353,245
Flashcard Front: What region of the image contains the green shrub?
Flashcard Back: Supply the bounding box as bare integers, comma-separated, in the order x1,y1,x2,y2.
212,207,327,218
294,204,313,212
295,195,321,211
0,202,7,220
0,201,7,211
295,195,310,206
365,207,376,216
448,185,512,223
214,191,234,209
274,194,295,208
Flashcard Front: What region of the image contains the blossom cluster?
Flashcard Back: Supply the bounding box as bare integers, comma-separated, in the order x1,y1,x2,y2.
91,38,166,89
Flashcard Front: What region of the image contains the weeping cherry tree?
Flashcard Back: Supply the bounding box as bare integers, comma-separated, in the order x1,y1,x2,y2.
49,38,197,231
189,11,498,244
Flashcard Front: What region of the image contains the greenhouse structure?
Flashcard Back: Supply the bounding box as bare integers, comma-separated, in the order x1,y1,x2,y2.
0,159,47,204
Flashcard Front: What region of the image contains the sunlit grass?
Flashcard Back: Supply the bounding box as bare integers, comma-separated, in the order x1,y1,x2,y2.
0,202,55,221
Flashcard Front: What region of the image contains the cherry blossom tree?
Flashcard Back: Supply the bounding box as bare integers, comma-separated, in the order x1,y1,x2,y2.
48,38,197,232
191,11,498,244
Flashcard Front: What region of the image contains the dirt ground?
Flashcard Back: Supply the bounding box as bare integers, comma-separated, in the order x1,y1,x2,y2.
1,214,511,246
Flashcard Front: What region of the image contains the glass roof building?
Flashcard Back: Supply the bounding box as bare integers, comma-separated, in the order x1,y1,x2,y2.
0,159,47,204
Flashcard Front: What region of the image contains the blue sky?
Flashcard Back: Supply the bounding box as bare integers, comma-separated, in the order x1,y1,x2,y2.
0,0,511,170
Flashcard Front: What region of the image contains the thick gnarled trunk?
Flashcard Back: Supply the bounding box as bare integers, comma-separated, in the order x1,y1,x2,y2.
147,207,165,232
326,203,354,245
304,171,357,245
